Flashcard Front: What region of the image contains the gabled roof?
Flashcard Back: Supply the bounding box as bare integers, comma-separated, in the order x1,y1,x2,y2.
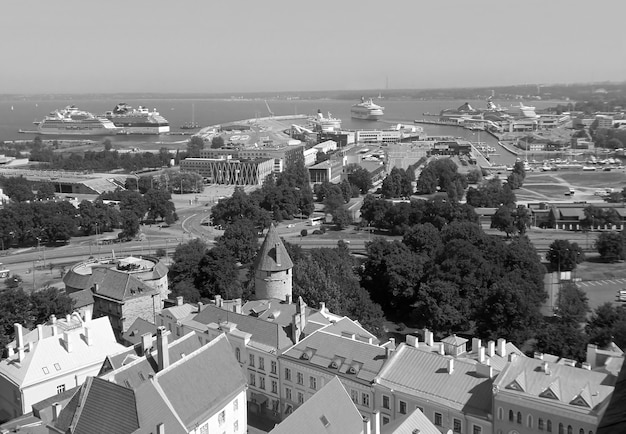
101,331,204,386
283,328,388,384
92,268,158,302
68,289,94,309
53,377,139,434
161,303,198,322
381,407,441,434
0,316,124,388
120,318,158,346
494,357,616,412
269,377,363,434
253,224,293,272
375,343,494,418
153,334,246,430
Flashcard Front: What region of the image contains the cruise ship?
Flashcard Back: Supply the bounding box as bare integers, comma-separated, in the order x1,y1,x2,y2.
311,110,342,132
351,97,385,120
35,106,118,136
104,103,170,134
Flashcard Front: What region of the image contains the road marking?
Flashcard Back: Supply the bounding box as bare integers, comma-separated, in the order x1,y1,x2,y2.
181,214,197,234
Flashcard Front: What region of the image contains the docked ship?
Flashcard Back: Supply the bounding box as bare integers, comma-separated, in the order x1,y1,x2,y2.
351,97,385,120
35,106,118,136
103,103,170,134
311,110,342,132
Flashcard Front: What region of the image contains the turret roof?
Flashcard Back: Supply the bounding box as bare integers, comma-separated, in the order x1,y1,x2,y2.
253,224,293,272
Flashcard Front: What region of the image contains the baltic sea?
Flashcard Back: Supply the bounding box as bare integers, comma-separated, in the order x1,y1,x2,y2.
0,97,564,166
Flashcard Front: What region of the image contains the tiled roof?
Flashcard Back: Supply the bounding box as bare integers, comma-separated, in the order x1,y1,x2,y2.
494,356,616,412
102,331,204,386
381,407,441,434
376,343,494,418
133,380,185,433
53,377,139,434
0,316,124,388
154,334,246,429
92,268,158,302
283,329,389,383
161,303,197,321
269,377,363,434
253,224,293,272
68,289,94,309
121,318,158,346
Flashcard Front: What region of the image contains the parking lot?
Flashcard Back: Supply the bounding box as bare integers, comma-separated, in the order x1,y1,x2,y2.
577,278,626,310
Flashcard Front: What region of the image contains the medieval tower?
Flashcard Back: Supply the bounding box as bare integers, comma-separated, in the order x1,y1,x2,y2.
253,224,293,300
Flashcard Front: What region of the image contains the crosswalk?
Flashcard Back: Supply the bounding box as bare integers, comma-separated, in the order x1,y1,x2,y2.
578,279,626,287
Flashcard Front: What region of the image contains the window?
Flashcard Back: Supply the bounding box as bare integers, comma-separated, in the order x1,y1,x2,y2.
233,398,238,412
298,392,304,404
498,407,503,420
310,376,317,390
579,430,584,434
218,410,225,426
539,418,544,430
249,354,255,367
199,423,208,434
382,395,390,409
350,390,358,404
233,420,238,432
271,360,277,374
259,376,266,390
249,373,256,387
235,347,241,362
362,392,370,407
56,384,65,394
297,372,304,385
271,380,278,394
454,419,462,433
285,368,291,381
382,416,390,425
259,357,265,371
435,412,442,426
272,399,279,412
285,387,292,401
528,415,533,428
509,410,514,422
517,412,522,424
547,420,552,432
54,363,61,371
559,423,564,434
42,367,49,375
473,425,482,434
568,426,573,434
399,400,407,415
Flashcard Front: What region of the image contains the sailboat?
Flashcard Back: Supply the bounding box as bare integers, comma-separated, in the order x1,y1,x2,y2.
180,103,200,129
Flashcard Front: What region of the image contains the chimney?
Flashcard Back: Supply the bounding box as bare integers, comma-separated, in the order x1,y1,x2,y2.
63,331,73,353
234,298,242,314
319,301,325,312
84,327,93,346
214,295,222,308
581,362,591,370
508,353,517,362
66,314,71,324
438,343,445,355
372,411,380,434
497,338,507,357
291,313,301,344
472,338,481,352
406,335,418,348
176,296,183,306
447,358,454,374
14,323,24,362
156,423,165,434
363,415,371,434
476,363,493,379
487,340,495,357
37,324,44,341
542,361,550,375
285,294,292,304
52,403,62,422
51,324,58,336
297,296,307,330
157,326,170,371
197,301,203,312
478,346,485,363
534,352,544,360
84,309,92,323
50,314,57,325
7,346,14,357
423,329,434,347
141,333,153,354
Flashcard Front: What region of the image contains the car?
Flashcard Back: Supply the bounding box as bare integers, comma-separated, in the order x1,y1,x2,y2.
287,224,295,228
618,290,626,302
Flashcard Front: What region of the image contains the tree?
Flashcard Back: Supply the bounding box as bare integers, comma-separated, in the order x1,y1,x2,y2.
331,207,352,230
596,231,625,262
118,210,140,240
381,167,413,199
30,287,74,326
169,238,208,288
0,287,32,349
144,189,177,223
491,205,516,237
211,135,225,149
118,190,148,222
513,205,531,235
534,320,588,362
187,136,205,157
211,187,271,229
347,166,373,194
35,182,56,200
556,282,589,324
586,303,626,349
216,219,260,264
546,239,584,272
1,176,34,202
195,245,242,299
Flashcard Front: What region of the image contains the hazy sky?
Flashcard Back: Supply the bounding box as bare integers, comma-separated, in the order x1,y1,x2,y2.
1,0,624,94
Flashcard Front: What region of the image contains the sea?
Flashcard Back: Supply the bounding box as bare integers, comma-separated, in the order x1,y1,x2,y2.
0,96,566,166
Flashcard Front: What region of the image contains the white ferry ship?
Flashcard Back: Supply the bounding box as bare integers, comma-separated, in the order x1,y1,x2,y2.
351,97,385,120
311,110,342,132
104,103,170,134
35,106,118,136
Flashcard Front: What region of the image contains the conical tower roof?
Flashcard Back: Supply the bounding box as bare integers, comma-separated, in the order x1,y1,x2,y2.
254,224,293,272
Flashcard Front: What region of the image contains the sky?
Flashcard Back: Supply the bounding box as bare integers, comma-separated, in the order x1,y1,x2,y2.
1,0,624,94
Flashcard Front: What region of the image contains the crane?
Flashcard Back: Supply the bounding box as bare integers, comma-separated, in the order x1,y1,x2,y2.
264,100,274,118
